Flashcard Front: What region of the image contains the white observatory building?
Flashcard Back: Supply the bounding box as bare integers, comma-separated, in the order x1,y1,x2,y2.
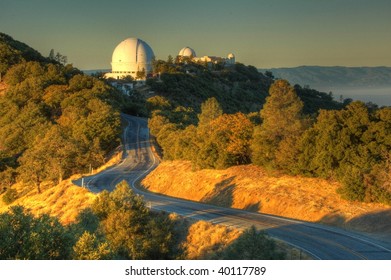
105,38,154,80
178,46,196,58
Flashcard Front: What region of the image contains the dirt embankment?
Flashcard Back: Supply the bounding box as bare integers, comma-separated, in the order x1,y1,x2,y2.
142,161,391,239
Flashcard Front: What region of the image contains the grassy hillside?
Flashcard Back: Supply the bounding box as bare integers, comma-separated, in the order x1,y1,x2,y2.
142,160,391,240
0,178,95,224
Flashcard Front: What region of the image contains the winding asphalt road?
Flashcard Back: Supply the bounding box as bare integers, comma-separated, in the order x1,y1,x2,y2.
73,114,391,260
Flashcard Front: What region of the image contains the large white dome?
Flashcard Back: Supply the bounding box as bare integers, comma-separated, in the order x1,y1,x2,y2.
110,38,154,78
178,46,196,57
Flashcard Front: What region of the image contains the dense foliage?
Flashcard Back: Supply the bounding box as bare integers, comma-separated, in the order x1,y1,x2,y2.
0,206,73,259
150,77,391,204
146,60,342,125
0,34,127,193
149,97,254,170
298,102,391,203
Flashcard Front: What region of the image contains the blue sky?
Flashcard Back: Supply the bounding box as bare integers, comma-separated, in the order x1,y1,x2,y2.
1,0,390,69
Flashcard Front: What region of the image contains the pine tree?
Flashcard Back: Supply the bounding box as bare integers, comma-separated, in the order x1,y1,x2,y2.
48,49,55,60
197,97,223,127
251,80,306,170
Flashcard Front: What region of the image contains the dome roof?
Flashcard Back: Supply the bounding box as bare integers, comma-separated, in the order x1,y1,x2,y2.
178,47,196,57
111,38,154,74
227,53,235,59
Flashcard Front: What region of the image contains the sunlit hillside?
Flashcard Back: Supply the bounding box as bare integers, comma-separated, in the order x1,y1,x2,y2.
142,160,391,241
0,177,95,224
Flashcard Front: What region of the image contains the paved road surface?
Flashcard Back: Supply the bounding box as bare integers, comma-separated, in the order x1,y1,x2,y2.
73,114,391,260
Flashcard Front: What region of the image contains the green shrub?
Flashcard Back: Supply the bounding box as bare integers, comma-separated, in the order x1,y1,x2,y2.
2,188,18,205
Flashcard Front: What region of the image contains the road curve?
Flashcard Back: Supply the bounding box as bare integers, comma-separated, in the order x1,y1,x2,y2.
73,114,391,260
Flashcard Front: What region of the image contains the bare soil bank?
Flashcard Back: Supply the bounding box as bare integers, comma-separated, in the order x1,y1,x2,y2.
142,161,391,241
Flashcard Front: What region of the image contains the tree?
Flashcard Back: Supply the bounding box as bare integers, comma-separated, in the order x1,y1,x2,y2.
18,138,49,193
54,51,67,65
72,97,121,152
167,55,174,64
144,212,178,259
0,42,22,78
297,102,391,203
136,68,146,80
364,152,391,204
18,124,80,189
0,167,17,193
197,97,223,127
92,181,150,259
2,187,18,204
146,95,172,113
48,49,55,61
91,181,178,259
222,226,284,260
195,113,253,169
73,232,112,260
0,206,73,259
264,71,274,80
251,80,306,170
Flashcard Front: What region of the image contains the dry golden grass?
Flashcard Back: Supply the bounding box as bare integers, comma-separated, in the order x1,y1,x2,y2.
142,160,391,238
181,219,309,259
0,151,124,225
184,220,241,259
0,177,96,225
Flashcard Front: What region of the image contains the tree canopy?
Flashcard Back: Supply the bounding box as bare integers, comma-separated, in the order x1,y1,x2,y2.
0,35,124,194
251,80,307,170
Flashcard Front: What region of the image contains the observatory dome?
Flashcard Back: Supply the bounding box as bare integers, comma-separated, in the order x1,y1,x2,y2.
178,47,196,58
109,38,154,79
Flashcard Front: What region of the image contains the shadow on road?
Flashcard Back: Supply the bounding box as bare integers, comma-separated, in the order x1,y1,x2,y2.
319,209,391,243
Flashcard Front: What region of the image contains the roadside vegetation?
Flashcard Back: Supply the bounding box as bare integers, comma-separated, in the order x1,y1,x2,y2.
149,74,391,205
0,181,285,260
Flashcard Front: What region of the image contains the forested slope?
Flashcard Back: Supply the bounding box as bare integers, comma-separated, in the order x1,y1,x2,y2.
0,33,127,198
149,79,391,205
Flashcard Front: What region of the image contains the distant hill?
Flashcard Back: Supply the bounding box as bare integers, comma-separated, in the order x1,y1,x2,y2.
259,66,391,89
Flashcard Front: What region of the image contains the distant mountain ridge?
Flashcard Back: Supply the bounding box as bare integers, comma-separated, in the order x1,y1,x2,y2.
259,66,391,89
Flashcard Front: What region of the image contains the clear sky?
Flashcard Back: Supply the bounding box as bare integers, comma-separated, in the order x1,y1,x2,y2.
1,0,390,69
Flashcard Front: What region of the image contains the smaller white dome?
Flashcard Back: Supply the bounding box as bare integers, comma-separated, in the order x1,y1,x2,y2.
178,47,196,57
227,53,235,59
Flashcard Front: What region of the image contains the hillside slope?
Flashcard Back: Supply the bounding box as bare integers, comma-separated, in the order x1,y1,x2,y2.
0,177,95,224
0,32,49,76
142,161,391,239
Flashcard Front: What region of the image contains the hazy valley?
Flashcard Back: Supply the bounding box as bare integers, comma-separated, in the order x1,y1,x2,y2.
260,66,391,106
